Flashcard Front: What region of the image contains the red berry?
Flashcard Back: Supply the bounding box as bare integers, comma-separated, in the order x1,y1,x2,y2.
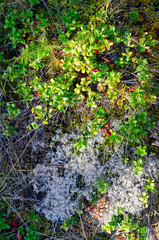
131,87,136,91
34,19,37,24
38,92,42,95
106,131,111,137
101,86,105,89
94,50,98,54
114,101,117,104
77,71,82,76
54,52,57,57
101,127,105,132
91,69,95,73
95,68,99,72
22,33,26,37
12,222,17,227
145,94,148,99
59,61,62,64
94,39,98,44
35,92,40,98
147,50,151,54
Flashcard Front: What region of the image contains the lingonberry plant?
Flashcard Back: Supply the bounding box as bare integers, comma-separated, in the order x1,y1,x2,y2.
2,10,158,151
3,7,49,48
101,212,149,240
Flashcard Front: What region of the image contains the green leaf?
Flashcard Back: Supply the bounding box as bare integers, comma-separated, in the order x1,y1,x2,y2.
31,122,39,129
29,0,39,6
43,120,48,124
0,219,10,231
135,146,147,156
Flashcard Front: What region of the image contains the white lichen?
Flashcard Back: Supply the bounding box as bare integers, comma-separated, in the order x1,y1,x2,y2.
32,129,106,221
33,164,79,221
32,128,158,224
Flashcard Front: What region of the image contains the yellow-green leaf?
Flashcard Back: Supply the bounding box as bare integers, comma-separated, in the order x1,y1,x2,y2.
43,120,48,124
31,122,39,129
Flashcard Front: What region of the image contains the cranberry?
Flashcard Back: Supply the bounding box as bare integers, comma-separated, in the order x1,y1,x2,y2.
91,69,95,73
22,33,26,37
131,87,136,91
94,50,98,54
114,101,117,104
147,50,151,54
12,222,17,228
35,91,40,98
33,19,38,24
106,131,111,137
101,127,105,132
94,39,98,44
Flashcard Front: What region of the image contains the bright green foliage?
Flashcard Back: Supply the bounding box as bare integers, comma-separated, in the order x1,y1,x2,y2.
2,6,158,152
102,213,149,240
96,179,109,194
119,111,154,143
6,102,21,119
133,157,145,175
139,191,149,208
144,178,156,193
135,146,147,156
139,179,156,208
119,215,149,240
